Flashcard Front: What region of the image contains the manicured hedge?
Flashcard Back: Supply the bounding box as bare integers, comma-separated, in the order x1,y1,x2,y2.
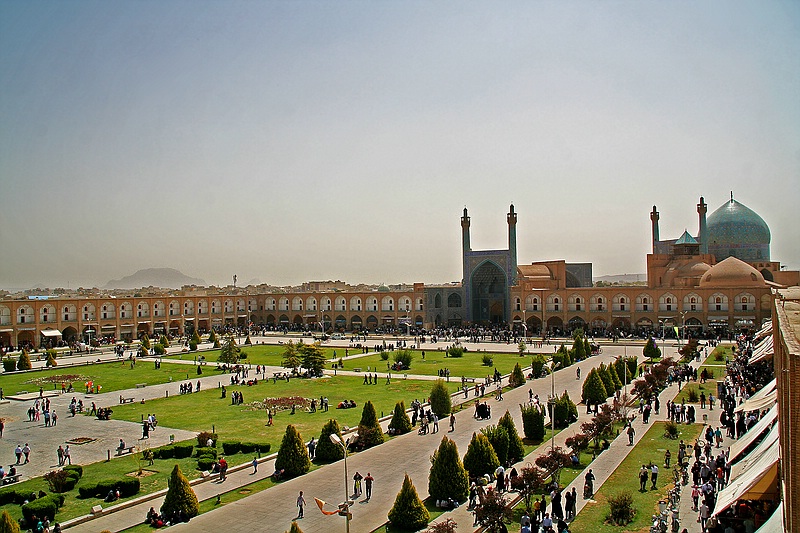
22,494,64,523
63,465,83,478
173,442,194,459
77,477,140,499
194,446,217,459
221,441,270,455
197,456,215,471
221,441,241,455
0,488,29,506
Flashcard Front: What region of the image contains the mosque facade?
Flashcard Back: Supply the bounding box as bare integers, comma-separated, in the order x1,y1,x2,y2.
1,195,797,348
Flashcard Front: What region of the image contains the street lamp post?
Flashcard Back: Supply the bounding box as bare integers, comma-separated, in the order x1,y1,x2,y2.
545,361,561,451
330,433,358,533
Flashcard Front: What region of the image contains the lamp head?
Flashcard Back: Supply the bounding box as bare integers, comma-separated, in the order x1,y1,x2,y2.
330,433,343,446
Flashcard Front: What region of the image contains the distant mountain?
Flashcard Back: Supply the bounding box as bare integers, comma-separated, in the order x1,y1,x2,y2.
593,273,646,285
105,268,206,289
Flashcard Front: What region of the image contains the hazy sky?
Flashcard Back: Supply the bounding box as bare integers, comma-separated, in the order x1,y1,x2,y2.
1,1,798,289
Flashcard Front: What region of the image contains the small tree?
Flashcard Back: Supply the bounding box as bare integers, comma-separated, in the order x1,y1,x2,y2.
553,391,578,429
45,350,57,367
565,433,590,459
191,330,201,345
481,425,509,465
582,368,608,406
388,474,430,531
314,419,344,462
530,354,547,379
274,425,311,478
218,336,240,364
429,379,452,418
571,336,586,362
159,334,170,348
474,487,512,532
643,337,661,362
607,491,636,525
299,343,326,375
388,401,412,435
597,364,615,398
207,330,217,344
447,346,464,358
498,410,525,463
140,335,151,351
516,465,547,514
393,349,413,369
244,334,252,345
426,518,458,533
608,361,623,391
0,510,20,533
584,338,592,358
534,446,571,485
356,401,384,449
581,405,617,447
428,436,469,502
463,432,500,479
285,522,304,533
160,465,199,518
518,340,527,356
520,403,545,441
17,351,32,371
281,342,301,372
508,363,526,388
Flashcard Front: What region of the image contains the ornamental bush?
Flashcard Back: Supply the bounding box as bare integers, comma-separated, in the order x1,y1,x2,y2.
553,391,578,429
221,442,241,455
3,359,16,372
582,369,608,406
314,419,345,462
481,425,509,465
447,346,464,358
463,432,500,479
498,410,525,464
428,437,469,503
153,344,166,356
388,474,430,531
196,432,217,448
17,351,32,371
197,456,215,471
520,403,546,441
508,363,526,388
481,354,493,366
356,401,384,449
608,362,623,391
597,364,615,398
429,379,452,419
607,491,636,525
45,350,57,367
0,510,19,533
530,354,547,379
388,401,412,435
159,334,170,348
21,494,63,523
643,337,661,361
160,465,199,519
393,349,413,369
275,425,311,478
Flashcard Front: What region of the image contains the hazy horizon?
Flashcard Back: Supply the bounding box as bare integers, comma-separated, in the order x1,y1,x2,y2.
2,1,798,289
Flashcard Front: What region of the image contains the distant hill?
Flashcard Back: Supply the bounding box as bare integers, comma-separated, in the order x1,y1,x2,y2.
593,273,646,285
105,268,206,289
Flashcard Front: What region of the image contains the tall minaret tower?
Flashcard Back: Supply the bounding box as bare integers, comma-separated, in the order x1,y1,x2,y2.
461,207,471,283
507,204,518,285
697,196,708,254
650,205,660,253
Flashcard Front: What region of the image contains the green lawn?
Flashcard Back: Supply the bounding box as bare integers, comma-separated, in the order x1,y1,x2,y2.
0,360,202,395
166,343,349,367
110,375,462,443
569,422,703,533
339,349,550,379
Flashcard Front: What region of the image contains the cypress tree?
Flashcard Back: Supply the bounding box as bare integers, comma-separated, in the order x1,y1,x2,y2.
275,425,311,478
554,391,578,429
140,334,151,350
208,330,217,344
191,330,201,345
584,338,592,358
429,379,452,418
428,437,469,502
643,337,661,361
582,369,608,406
357,401,384,449
45,351,57,367
388,401,412,435
597,364,615,398
388,474,430,530
463,432,500,479
159,334,170,348
498,410,525,464
508,363,526,388
520,403,546,441
160,465,199,518
0,510,20,533
17,351,31,371
571,336,586,362
482,425,510,465
608,360,623,391
314,419,344,462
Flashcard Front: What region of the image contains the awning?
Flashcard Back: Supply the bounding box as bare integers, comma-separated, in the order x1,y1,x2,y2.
303,314,317,318
750,337,774,364
735,389,777,413
0,328,13,333
754,502,784,533
40,329,62,337
101,325,116,330
728,404,778,463
753,321,772,343
184,317,195,320
137,321,151,324
120,324,134,327
238,314,247,318
730,423,779,480
713,438,780,516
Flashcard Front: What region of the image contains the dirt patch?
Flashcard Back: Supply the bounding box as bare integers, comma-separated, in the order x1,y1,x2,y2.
238,489,251,495
127,469,157,478
66,437,97,445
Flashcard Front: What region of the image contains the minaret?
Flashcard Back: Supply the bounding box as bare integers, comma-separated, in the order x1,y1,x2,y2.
697,196,708,254
507,204,518,285
650,205,660,253
461,207,471,283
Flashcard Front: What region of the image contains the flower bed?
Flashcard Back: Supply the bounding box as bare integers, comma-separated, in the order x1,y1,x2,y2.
247,396,311,412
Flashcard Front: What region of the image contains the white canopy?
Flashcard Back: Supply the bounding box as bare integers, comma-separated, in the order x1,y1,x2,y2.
728,404,778,463
735,389,777,414
730,422,779,479
713,437,780,517
40,329,62,337
749,336,774,364
754,502,784,533
752,321,772,343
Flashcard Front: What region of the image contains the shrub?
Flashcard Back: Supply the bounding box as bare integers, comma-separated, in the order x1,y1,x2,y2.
116,477,141,497
2,359,16,372
152,445,174,460
160,465,199,519
582,369,608,406
473,487,512,531
194,446,217,459
196,431,217,448
380,352,389,361
447,346,464,358
508,363,526,388
463,432,500,479
597,364,615,398
481,425,509,465
714,352,724,361
140,335,151,350
159,335,170,348
0,510,19,533
498,411,525,464
643,337,661,361
256,443,271,453
388,474,430,531
274,425,311,478
428,437,469,502
191,330,201,345
314,419,344,462
388,401,412,435
189,341,198,351
481,354,493,366
428,379,452,419
356,401,384,449
46,350,58,367
62,465,83,478
686,388,699,403
553,391,578,429
153,344,166,356
17,351,32,371
239,442,257,454
664,421,680,440
44,470,77,493
607,491,636,525
530,354,547,379
221,442,241,456
520,403,546,441
393,349,413,369
172,442,194,459
21,494,63,523
197,456,215,471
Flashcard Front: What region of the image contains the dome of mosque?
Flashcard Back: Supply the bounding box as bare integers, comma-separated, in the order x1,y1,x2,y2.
377,284,390,292
698,257,766,288
707,197,770,262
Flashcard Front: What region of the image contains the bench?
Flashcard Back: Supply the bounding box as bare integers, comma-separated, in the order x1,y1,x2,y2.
353,368,361,372
115,446,135,456
463,378,477,384
135,383,147,389
120,397,135,404
2,474,21,485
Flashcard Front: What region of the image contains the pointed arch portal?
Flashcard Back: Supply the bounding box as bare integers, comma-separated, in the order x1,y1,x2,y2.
470,261,508,325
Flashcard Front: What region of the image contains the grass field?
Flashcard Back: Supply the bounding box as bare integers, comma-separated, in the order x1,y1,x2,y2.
165,343,349,367
110,375,462,443
569,422,703,533
0,360,201,395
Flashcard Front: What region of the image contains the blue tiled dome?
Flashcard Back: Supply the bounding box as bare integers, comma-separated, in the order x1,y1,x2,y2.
707,198,770,262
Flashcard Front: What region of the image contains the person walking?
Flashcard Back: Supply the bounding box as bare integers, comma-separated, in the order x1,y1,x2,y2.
251,456,258,474
627,424,636,446
14,444,22,465
296,491,306,518
22,443,31,463
57,446,64,467
639,465,648,492
63,445,71,465
364,472,374,500
353,471,363,496
307,437,316,460
449,412,456,432
432,413,439,433
650,463,659,490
